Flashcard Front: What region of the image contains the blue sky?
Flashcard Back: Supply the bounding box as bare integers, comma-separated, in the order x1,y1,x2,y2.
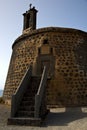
0,0,87,90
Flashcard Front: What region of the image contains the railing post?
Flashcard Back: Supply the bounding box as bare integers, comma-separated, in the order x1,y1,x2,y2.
11,95,15,117
34,66,47,118
35,95,40,118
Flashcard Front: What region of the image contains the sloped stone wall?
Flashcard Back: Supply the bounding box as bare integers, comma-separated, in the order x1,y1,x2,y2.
3,27,87,106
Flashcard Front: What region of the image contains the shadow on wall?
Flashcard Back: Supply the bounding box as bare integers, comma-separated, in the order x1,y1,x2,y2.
43,107,87,126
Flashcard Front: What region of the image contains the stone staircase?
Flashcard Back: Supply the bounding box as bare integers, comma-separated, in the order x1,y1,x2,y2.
8,76,42,126
8,66,48,126
16,76,40,118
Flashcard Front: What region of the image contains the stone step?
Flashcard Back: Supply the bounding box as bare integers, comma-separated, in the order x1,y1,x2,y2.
19,105,34,111
24,91,36,96
8,117,41,126
17,110,34,117
21,100,34,105
23,96,35,101
24,92,36,97
24,90,35,93
31,76,41,81
27,87,38,90
27,88,38,93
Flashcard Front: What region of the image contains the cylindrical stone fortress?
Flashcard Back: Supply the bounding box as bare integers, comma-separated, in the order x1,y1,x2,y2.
3,6,87,107
3,27,87,106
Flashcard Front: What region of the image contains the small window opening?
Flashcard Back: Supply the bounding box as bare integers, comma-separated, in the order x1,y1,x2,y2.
43,39,48,44
50,48,53,54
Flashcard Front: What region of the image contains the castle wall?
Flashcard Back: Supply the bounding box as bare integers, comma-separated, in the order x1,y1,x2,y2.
3,27,87,106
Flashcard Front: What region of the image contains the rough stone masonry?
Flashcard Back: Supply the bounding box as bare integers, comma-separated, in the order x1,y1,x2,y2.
3,6,87,107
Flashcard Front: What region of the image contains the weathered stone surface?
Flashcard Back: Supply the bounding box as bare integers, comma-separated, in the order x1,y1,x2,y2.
3,27,87,107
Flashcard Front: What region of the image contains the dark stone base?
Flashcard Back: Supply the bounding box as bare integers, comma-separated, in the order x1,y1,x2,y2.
7,117,42,126
7,109,49,126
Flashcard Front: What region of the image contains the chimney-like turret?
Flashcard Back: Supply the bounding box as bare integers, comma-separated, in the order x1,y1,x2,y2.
23,4,38,31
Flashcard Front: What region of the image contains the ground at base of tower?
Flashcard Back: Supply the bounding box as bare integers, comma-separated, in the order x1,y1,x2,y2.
0,104,87,130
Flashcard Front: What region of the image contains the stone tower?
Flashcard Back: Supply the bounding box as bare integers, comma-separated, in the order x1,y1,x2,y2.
3,5,87,107
23,4,38,32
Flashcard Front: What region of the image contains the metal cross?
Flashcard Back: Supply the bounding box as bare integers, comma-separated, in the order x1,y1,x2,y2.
29,3,32,9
